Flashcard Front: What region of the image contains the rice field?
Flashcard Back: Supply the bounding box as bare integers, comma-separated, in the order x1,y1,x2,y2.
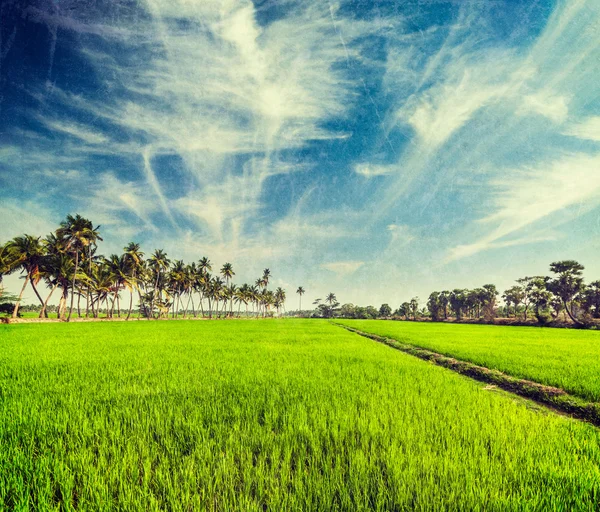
1,319,600,510
335,319,600,402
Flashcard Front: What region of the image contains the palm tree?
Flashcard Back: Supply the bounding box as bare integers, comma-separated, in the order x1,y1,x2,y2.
148,249,170,319
169,260,187,318
0,242,16,286
296,286,305,315
198,257,212,274
105,254,131,318
183,263,197,318
220,263,235,316
275,287,286,316
195,270,210,318
7,235,47,318
123,243,144,320
56,214,101,322
208,277,224,319
262,268,271,288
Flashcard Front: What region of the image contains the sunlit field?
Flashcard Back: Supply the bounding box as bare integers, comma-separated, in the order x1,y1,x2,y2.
1,319,600,510
335,320,600,401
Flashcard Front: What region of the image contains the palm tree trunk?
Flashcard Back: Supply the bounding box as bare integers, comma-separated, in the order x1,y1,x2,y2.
77,292,82,317
190,295,195,318
67,250,79,322
40,282,59,318
184,294,192,319
29,279,45,310
116,294,121,318
12,273,29,318
151,272,160,319
59,287,68,320
86,248,92,318
563,299,582,326
110,289,117,318
198,292,204,318
127,290,133,320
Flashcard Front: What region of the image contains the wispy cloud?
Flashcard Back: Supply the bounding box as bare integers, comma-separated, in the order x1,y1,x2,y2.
447,152,600,261
321,260,364,276
565,117,600,142
354,163,393,177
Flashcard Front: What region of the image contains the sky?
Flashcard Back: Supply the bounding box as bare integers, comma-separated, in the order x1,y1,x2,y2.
1,0,599,308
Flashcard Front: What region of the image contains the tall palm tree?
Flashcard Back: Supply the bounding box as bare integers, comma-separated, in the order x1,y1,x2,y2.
7,235,47,318
123,243,144,320
296,286,305,314
105,254,131,318
56,255,76,320
220,263,235,316
56,215,101,322
0,242,16,286
198,257,212,274
195,270,210,318
183,262,196,318
275,287,286,316
262,268,271,288
148,249,170,319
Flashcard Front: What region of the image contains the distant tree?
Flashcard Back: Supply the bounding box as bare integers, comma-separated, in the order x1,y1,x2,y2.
439,291,450,319
364,306,379,319
527,276,552,324
481,284,498,321
340,303,356,318
379,303,392,318
449,289,466,320
547,260,585,326
409,297,419,320
582,281,600,319
396,302,410,320
315,293,340,318
427,292,443,321
296,286,305,313
502,285,525,318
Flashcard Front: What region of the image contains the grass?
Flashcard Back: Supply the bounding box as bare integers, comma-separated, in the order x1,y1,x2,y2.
334,319,600,402
1,319,599,510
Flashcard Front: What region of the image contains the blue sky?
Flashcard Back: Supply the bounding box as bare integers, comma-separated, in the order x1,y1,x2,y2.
1,0,599,307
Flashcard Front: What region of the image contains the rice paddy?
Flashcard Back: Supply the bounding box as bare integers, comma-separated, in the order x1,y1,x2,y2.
334,319,600,402
1,319,599,510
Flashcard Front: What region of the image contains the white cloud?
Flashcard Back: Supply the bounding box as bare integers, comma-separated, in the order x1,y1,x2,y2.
354,163,393,177
517,91,570,123
42,119,110,145
321,261,364,276
405,69,505,149
565,117,600,142
447,152,600,260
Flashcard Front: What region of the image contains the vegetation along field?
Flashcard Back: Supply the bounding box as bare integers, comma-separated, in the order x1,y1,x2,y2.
0,319,599,510
335,320,600,402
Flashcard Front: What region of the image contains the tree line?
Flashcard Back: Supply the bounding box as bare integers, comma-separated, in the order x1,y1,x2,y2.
318,261,598,327
0,214,297,321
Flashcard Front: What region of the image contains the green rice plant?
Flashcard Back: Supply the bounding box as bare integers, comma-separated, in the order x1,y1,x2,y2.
1,319,599,510
334,319,600,402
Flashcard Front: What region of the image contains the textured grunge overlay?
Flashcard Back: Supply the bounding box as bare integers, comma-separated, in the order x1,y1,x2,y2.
1,0,599,304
